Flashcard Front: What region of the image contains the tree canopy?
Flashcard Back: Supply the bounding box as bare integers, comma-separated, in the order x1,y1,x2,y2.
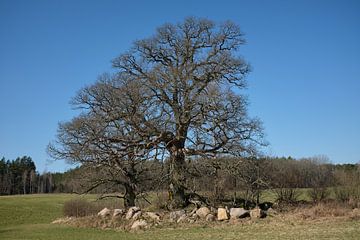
48,17,265,208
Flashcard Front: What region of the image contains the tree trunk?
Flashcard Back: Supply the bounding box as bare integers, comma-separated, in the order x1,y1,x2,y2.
167,144,188,209
124,183,136,208
233,178,237,205
23,171,27,195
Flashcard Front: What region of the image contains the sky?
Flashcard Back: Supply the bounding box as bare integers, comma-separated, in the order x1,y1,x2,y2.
0,0,359,172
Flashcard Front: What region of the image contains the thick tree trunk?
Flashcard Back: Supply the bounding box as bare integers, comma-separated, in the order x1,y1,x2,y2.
167,144,188,209
124,183,136,208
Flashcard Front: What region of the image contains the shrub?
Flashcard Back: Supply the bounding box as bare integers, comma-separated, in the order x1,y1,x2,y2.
334,186,360,208
308,187,330,203
63,198,98,217
334,186,352,202
274,188,300,204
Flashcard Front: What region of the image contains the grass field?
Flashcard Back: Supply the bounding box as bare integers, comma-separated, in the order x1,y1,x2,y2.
1,194,360,240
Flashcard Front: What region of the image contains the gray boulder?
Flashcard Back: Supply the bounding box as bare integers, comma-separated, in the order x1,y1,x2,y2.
131,219,147,230
125,206,141,220
230,208,250,219
113,209,125,217
169,210,186,221
250,207,267,219
145,212,161,221
206,214,216,222
266,207,277,216
132,211,142,220
97,208,111,217
196,207,210,219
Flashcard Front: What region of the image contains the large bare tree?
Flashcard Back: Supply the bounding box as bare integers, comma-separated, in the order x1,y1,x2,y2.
49,17,264,208
48,76,157,207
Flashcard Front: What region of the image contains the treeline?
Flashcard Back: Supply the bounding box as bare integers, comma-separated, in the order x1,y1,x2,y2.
2,155,359,206
48,156,360,206
0,156,54,195
185,156,360,205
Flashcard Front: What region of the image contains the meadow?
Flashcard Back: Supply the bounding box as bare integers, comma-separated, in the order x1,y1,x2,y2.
1,194,360,239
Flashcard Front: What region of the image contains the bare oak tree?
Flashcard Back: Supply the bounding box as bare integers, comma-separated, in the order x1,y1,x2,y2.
49,17,264,208
48,78,156,207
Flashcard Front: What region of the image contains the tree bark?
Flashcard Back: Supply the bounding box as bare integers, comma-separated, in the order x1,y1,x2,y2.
167,142,188,209
124,182,136,208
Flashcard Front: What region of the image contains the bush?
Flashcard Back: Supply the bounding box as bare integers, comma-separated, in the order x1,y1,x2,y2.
334,186,360,208
63,199,98,217
334,168,360,206
274,188,300,204
334,187,352,202
308,187,330,203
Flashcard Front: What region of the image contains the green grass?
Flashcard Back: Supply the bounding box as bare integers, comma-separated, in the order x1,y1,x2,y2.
0,194,70,227
0,194,102,227
1,194,360,240
260,188,313,202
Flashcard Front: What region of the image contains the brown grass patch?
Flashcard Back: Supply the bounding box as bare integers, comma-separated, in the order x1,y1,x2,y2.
289,202,358,221
63,198,122,217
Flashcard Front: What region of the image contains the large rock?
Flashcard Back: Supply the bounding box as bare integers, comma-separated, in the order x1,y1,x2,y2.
196,207,210,219
169,210,186,221
131,219,147,230
230,208,250,219
98,208,111,217
113,209,125,217
132,211,142,220
266,207,277,216
206,214,216,222
217,208,229,221
125,206,141,220
145,212,161,221
250,207,267,219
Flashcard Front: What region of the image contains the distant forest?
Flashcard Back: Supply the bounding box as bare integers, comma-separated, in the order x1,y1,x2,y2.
0,156,54,195
1,156,359,205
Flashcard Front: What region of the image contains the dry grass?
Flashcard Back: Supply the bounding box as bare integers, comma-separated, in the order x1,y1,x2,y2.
63,197,122,217
63,199,97,217
270,201,360,224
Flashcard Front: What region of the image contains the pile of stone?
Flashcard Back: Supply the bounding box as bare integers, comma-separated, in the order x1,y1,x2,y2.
168,207,216,223
167,206,268,223
96,206,162,230
92,205,273,231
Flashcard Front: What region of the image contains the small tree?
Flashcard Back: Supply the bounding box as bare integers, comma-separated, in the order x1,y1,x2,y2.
269,157,301,204
235,157,269,206
334,164,360,204
304,156,333,203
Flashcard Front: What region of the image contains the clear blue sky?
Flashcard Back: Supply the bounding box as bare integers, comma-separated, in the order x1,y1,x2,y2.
1,0,359,172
